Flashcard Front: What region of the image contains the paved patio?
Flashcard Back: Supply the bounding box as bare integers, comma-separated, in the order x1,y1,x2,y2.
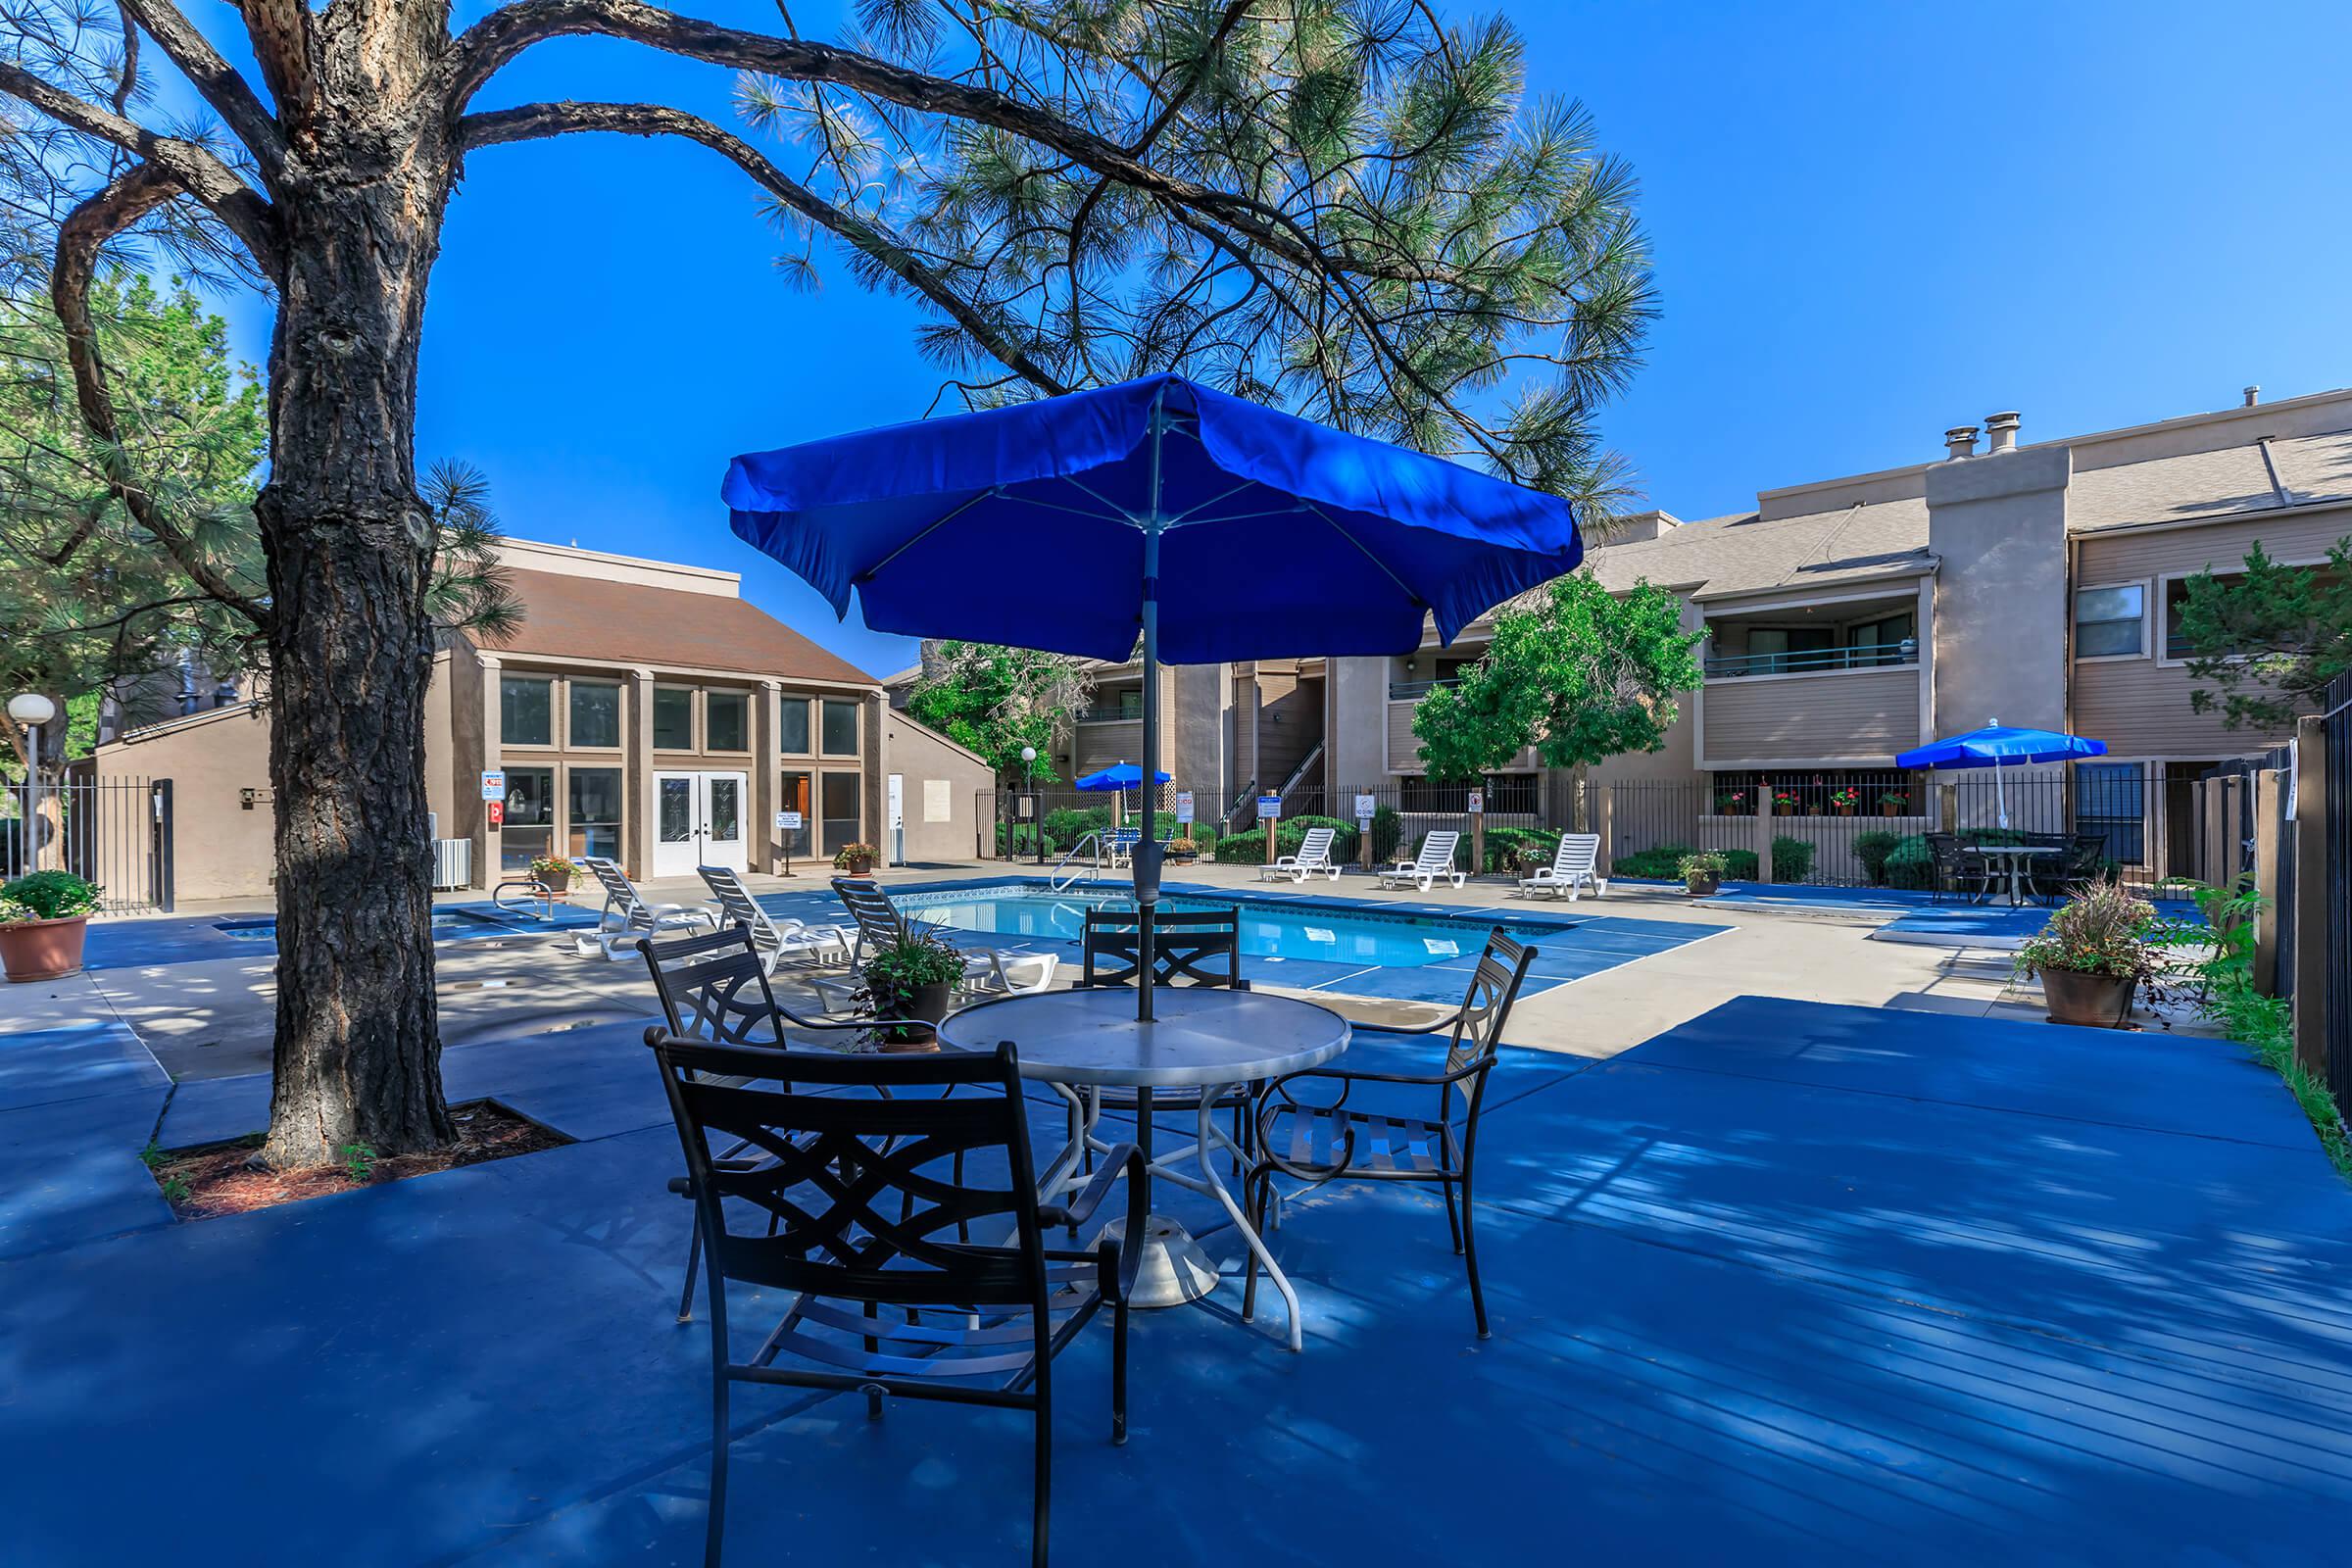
3,973,2347,1563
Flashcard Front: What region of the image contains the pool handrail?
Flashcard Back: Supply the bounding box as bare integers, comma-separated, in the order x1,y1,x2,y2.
1051,831,1105,893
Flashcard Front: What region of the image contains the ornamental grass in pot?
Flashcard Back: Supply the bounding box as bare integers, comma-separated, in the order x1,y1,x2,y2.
2013,882,2169,1028
858,926,967,1051
0,870,103,982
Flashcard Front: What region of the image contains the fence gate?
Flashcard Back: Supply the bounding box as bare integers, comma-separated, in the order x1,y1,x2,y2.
3,767,173,914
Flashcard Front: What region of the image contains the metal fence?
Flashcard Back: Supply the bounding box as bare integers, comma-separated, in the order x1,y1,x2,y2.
2,768,174,913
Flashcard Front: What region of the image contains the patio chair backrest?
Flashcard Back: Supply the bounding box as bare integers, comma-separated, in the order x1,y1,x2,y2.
1080,906,1247,990
641,924,786,1049
649,1035,1052,1310
1293,826,1335,864
1414,831,1460,870
1555,833,1598,875
579,856,650,921
699,864,777,945
1438,930,1537,1116
831,876,906,953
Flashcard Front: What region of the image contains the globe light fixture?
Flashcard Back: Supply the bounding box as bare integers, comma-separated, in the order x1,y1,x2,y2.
9,692,58,875
8,693,56,726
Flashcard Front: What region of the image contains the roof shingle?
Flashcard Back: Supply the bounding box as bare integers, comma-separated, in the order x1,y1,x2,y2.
484,569,878,686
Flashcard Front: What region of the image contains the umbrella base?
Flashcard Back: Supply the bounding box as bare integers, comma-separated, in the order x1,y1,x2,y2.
1102,1213,1220,1307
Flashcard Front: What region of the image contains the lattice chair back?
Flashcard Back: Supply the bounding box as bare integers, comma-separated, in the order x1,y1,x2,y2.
641,925,787,1050
652,1038,1054,1316
1437,930,1537,1119
1081,906,1247,990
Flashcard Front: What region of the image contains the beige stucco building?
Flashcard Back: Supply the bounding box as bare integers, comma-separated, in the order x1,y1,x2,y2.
98,539,993,903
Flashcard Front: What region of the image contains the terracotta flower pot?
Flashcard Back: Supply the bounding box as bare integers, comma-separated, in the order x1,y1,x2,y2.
1882,804,1901,817
0,913,89,982
2041,967,2136,1028
1835,805,1855,816
844,854,873,876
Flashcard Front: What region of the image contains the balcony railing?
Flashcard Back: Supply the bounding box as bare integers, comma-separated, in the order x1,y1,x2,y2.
1388,678,1459,701
1703,641,1918,680
1074,704,1142,723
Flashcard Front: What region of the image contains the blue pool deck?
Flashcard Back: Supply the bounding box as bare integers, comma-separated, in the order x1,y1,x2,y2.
2,990,2347,1563
1613,877,2203,947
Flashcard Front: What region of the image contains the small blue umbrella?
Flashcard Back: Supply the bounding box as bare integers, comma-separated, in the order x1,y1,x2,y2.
1896,720,2108,828
1074,764,1170,792
725,371,1583,1020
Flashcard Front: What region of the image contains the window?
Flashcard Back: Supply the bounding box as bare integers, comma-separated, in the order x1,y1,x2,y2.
500,764,555,872
568,680,620,749
1745,626,1835,674
706,690,749,753
1849,612,1916,665
567,766,622,860
779,770,813,856
820,771,862,854
500,674,553,747
653,686,695,750
2074,584,2145,659
709,775,741,842
821,699,858,756
779,697,811,755
2076,761,2146,864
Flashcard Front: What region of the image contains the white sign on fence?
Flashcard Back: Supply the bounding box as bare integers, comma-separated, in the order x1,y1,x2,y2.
1353,793,1376,820
1257,794,1282,820
1175,790,1195,824
1466,789,1485,813
479,769,505,803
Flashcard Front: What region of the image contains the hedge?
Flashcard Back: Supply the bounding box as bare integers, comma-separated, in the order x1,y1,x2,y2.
1770,835,1815,883
1614,843,1758,880
1213,814,1363,865
1854,830,1902,886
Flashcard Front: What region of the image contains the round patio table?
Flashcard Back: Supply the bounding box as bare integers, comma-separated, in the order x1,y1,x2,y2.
1964,843,2066,906
938,986,1348,1351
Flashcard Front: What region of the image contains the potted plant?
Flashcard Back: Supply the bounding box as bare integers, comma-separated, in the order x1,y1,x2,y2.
0,870,103,983
1715,791,1747,816
1164,834,1200,865
1773,790,1800,817
527,855,574,894
2012,882,2169,1028
858,926,967,1051
833,842,876,876
1830,787,1860,816
1878,790,1909,818
1678,851,1728,898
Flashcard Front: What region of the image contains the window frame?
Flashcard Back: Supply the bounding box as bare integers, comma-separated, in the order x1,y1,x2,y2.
777,695,813,757
652,684,698,752
819,697,860,758
704,688,753,755
564,678,624,752
2156,557,2335,668
498,671,557,749
2072,578,2151,662
564,762,625,861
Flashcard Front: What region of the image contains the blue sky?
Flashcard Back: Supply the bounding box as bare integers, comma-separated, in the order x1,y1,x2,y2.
197,0,2352,678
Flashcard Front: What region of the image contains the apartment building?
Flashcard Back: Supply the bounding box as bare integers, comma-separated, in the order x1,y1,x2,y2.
99,539,992,902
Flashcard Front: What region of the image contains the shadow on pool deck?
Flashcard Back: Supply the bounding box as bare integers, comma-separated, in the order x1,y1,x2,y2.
1,995,2347,1564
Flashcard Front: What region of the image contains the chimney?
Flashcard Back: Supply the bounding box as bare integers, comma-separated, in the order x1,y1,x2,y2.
2243,385,2261,408
1984,411,2021,454
1943,425,1979,461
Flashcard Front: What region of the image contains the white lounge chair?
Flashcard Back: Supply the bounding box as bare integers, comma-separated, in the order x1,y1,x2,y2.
1378,830,1468,891
808,876,1058,1014
1518,833,1605,901
696,864,852,975
574,856,716,959
1260,824,1343,883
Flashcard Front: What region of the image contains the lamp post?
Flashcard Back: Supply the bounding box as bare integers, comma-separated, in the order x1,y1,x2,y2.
1020,745,1041,864
9,693,57,875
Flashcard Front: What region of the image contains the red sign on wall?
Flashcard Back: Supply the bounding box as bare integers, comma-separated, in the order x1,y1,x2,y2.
486,800,505,827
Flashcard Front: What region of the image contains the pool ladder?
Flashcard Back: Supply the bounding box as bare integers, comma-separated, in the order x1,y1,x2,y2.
1050,831,1105,893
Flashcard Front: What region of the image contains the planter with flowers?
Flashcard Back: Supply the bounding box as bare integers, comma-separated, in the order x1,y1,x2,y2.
1164,835,1200,865
1879,790,1910,818
0,870,103,982
1714,792,1748,815
527,856,575,895
2012,882,2171,1028
1773,791,1800,817
1678,851,1728,898
1830,788,1860,816
833,842,876,877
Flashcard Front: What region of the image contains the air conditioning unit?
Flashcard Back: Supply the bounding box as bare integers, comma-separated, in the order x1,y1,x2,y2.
432,837,472,890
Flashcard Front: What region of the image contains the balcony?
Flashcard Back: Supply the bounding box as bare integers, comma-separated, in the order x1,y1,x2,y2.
1704,640,1918,680
1388,678,1458,701
1074,703,1143,724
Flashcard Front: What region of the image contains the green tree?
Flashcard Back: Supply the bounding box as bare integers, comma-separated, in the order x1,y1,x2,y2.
905,641,1094,782
1412,574,1701,786
0,0,1654,1161
2177,539,2352,732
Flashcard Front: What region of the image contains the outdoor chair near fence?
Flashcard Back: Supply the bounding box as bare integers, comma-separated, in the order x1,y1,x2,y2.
1924,834,1991,905
1516,833,1604,901
2031,832,2114,903
696,864,852,976
575,855,717,958
1379,829,1467,892
1104,826,1142,868
638,924,892,1325
1073,906,1253,1174
809,876,1058,1014
1243,929,1537,1340
1260,824,1343,883
650,1033,1146,1568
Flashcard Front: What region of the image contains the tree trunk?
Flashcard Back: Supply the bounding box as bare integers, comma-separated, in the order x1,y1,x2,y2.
256,76,460,1168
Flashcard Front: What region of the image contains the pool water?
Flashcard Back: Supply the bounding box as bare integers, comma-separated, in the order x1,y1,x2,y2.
890,886,1560,969
216,909,512,942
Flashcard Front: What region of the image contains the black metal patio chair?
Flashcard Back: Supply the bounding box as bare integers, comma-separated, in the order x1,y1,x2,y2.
2031,831,2113,903
640,923,913,1323
1925,832,1990,904
649,1033,1146,1568
1074,906,1252,1173
1242,929,1537,1340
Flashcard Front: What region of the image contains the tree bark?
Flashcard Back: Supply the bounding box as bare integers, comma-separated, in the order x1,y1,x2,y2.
255,47,460,1168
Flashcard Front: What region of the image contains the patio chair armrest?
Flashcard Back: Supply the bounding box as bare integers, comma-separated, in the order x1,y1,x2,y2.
1296,1062,1482,1089
1038,1141,1144,1233
1344,1008,1468,1039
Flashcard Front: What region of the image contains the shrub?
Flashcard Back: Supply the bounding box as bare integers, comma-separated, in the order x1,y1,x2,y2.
1853,830,1902,886
0,870,102,922
1770,835,1815,882
1213,815,1359,865
1481,825,1560,874
1368,805,1402,863
1616,843,1756,880
1883,834,1936,891
1043,806,1111,846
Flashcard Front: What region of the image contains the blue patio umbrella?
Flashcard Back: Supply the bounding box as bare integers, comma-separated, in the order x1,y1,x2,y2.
1075,762,1171,828
1896,720,2108,828
725,371,1584,1020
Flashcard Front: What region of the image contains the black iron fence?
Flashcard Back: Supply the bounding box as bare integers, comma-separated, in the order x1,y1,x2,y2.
2,768,174,913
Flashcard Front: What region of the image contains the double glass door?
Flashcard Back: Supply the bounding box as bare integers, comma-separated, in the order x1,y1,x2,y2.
652,770,748,878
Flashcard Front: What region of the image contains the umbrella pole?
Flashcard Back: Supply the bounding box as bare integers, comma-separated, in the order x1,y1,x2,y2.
1136,391,1170,1024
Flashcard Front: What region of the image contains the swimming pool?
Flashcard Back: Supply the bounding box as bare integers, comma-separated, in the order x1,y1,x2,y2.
890,885,1563,969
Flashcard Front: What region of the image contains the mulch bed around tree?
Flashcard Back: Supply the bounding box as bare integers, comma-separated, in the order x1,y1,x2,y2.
145,1100,571,1220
